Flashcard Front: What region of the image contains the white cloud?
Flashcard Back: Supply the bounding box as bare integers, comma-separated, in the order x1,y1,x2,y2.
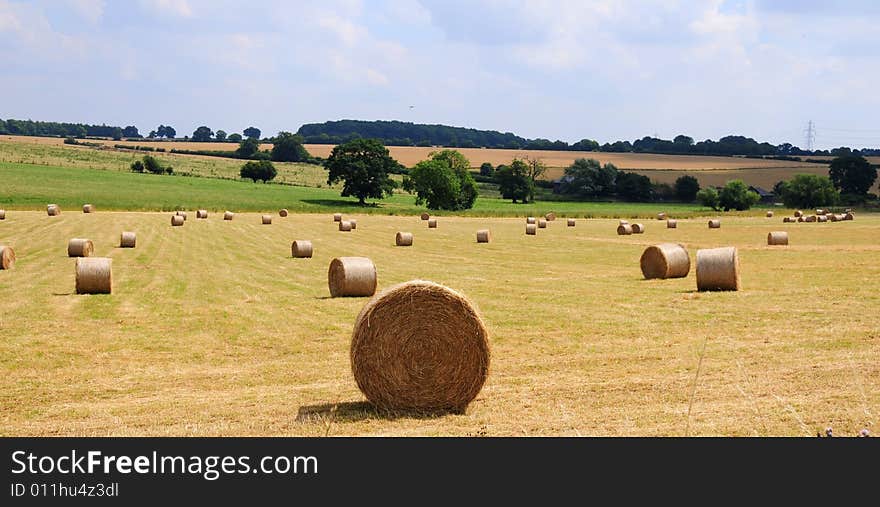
140,0,192,18
65,0,105,24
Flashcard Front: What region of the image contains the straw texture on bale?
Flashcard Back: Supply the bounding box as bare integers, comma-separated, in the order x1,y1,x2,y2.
538,218,547,228
667,219,677,228
0,245,15,269
640,243,690,280
805,215,817,223
196,209,208,219
526,223,537,235
339,220,352,231
696,246,740,291
767,231,789,246
334,213,342,222
844,212,854,221
75,257,112,294
291,240,313,258
350,219,358,230
631,223,645,234
617,224,633,235
0,210,6,220
261,215,272,225
396,232,413,246
67,238,94,258
420,212,429,220
766,211,774,218
350,280,490,412
545,212,556,221
328,257,377,297
171,215,184,226
176,211,187,220
476,229,491,243
120,232,136,248
657,212,667,220
817,215,828,223
708,219,721,228
223,211,234,220
428,218,438,228
794,210,803,217
525,217,536,224
567,218,576,227
82,204,94,213
47,204,61,216
279,209,289,217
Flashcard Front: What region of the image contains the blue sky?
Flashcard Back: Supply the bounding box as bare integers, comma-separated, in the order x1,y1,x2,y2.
1,0,878,149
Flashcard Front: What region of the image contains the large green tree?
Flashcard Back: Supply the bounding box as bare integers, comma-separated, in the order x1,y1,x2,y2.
495,158,532,203
616,172,653,201
674,175,700,202
271,131,310,162
192,126,214,142
324,139,399,204
779,174,839,208
829,155,877,196
718,179,760,211
236,137,260,158
403,150,477,210
559,158,618,197
240,160,277,183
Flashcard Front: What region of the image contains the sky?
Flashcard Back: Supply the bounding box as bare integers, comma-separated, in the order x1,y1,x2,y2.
1,0,878,149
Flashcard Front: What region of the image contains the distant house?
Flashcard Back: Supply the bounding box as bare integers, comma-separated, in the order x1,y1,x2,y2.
749,186,775,203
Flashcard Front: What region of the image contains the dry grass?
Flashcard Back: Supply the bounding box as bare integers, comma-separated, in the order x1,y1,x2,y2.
0,211,877,436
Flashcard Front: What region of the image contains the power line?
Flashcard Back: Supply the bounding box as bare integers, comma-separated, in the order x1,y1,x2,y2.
804,120,815,152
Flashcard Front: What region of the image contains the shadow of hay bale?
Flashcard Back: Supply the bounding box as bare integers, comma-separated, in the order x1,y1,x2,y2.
296,401,465,423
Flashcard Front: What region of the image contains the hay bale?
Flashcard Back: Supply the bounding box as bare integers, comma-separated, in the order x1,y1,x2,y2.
797,216,805,222
120,232,136,248
339,220,352,232
47,204,61,216
767,231,788,245
794,210,803,217
708,219,721,229
844,212,854,221
657,212,667,220
816,209,825,215
420,212,430,220
328,257,377,297
696,246,740,291
538,218,547,228
526,217,536,224
766,211,774,218
0,245,15,269
567,218,576,227
545,212,556,221
476,229,491,243
783,216,794,223
428,218,438,228
817,215,828,223
75,257,112,294
396,232,413,246
196,209,208,219
261,215,272,225
176,211,187,220
334,213,343,222
631,223,645,234
805,215,817,223
279,209,289,217
526,223,537,235
291,240,313,258
171,215,184,226
0,210,5,220
67,238,94,257
82,204,94,213
223,211,234,220
667,219,677,228
617,224,633,235
830,214,840,222
640,243,690,279
350,280,489,412
619,219,629,226
350,219,358,230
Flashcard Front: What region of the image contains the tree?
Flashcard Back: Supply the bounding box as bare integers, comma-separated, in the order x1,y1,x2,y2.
192,126,214,142
829,155,877,196
779,174,839,209
122,126,141,138
616,172,652,201
571,138,600,151
243,127,261,140
130,160,144,173
215,130,227,142
674,175,700,202
236,137,260,158
157,125,176,139
147,130,157,139
228,133,243,143
240,160,277,183
479,162,494,177
524,157,547,202
324,139,399,204
718,179,760,211
673,135,694,148
403,150,477,210
110,127,123,141
559,158,618,198
495,159,532,203
142,155,165,174
697,187,721,211
271,131,310,162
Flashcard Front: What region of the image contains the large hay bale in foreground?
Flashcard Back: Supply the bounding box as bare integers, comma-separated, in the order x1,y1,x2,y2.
708,219,721,229
47,204,61,216
120,232,136,248
617,224,633,235
631,223,645,234
567,218,576,227
766,211,774,218
476,229,490,243
67,238,94,257
526,217,536,224
657,212,667,220
428,218,438,228
328,257,377,297
350,280,490,412
291,240,313,258
279,209,289,217
794,210,803,217
640,243,690,279
667,219,677,228
223,211,234,220
333,213,342,222
526,223,537,235
339,220,352,231
767,231,789,245
538,218,547,228
420,212,429,220
75,257,112,294
261,215,272,225
396,232,413,246
171,215,184,226
696,246,740,291
196,209,208,219
82,204,94,213
0,245,15,269
545,212,556,221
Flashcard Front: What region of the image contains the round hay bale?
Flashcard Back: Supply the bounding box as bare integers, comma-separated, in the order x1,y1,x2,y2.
420,212,430,220
844,212,854,221
75,257,112,294
830,214,840,222
657,212,667,220
67,238,94,257
783,216,794,223
617,224,633,235
817,215,828,223
47,204,61,216
567,218,576,227
640,243,690,279
794,210,803,217
196,209,208,219
545,212,556,221
223,211,234,220
667,219,677,228
708,219,721,229
767,231,788,246
797,216,805,222
0,245,15,269
428,218,438,228
350,219,358,230
538,218,547,228
120,231,136,248
82,204,94,213
279,209,289,217
0,210,6,220
766,211,774,218
171,215,184,226
176,211,187,220
631,223,645,234
396,232,413,246
350,280,489,412
526,217,536,224
328,257,377,297
526,223,537,235
476,229,491,243
816,209,825,215
333,213,343,222
696,246,740,291
261,215,272,225
805,215,817,223
339,220,352,231
291,240,313,258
